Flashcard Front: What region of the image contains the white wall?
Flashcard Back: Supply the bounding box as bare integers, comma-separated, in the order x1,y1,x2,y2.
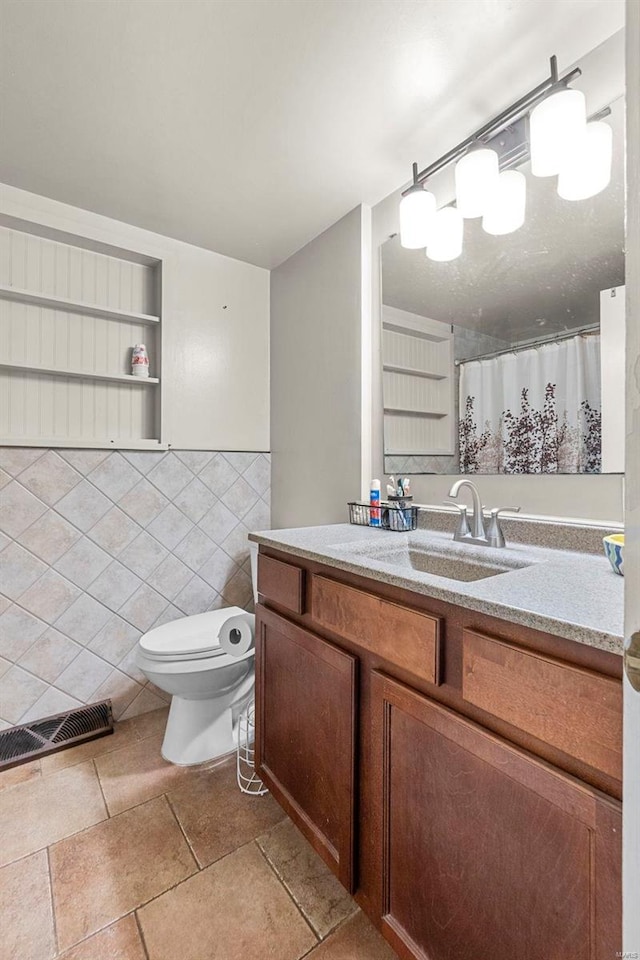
0,184,270,451
623,0,640,949
368,32,626,523
270,205,370,528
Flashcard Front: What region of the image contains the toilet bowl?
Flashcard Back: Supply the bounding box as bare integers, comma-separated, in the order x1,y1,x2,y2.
135,542,259,765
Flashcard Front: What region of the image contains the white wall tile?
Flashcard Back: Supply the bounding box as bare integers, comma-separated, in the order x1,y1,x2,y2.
0,481,47,538
87,507,141,556
17,451,81,506
56,479,112,531
0,665,48,723
172,478,216,523
118,478,169,526
54,538,112,589
18,569,81,623
147,504,193,550
56,649,113,701
0,543,48,600
18,628,81,683
146,456,192,499
19,511,81,564
173,450,214,474
87,561,142,612
119,531,168,579
118,583,169,632
1,448,269,725
87,452,140,502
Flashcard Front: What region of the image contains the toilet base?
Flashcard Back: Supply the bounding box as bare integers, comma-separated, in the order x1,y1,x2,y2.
161,693,239,765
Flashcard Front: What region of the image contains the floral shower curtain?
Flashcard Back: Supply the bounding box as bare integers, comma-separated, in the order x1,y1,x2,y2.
459,334,602,474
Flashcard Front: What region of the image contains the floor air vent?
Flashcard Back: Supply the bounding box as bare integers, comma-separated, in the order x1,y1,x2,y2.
0,700,113,771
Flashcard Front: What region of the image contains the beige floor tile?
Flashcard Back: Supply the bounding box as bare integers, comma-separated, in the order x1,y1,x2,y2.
0,850,56,960
257,819,357,939
0,760,107,866
168,756,285,867
40,724,137,776
130,704,169,741
0,758,41,792
95,733,189,815
305,911,398,959
138,841,317,960
58,914,146,960
50,794,197,952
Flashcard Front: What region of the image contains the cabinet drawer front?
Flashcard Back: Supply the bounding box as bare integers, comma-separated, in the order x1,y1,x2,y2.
311,575,441,685
257,554,305,614
462,630,622,781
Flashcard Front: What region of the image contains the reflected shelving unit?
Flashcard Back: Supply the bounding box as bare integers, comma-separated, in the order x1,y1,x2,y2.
382,305,455,456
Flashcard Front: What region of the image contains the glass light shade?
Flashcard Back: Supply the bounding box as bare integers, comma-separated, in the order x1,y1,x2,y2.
399,188,436,248
557,120,613,201
455,147,499,218
426,207,463,262
529,88,586,177
482,170,527,235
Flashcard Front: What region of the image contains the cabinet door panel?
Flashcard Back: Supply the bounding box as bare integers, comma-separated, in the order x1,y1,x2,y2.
371,671,621,960
256,605,357,890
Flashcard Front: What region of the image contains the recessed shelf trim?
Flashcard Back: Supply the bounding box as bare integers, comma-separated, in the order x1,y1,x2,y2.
0,284,160,325
0,361,159,385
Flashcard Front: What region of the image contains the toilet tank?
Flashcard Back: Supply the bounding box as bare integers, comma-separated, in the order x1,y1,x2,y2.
249,540,259,605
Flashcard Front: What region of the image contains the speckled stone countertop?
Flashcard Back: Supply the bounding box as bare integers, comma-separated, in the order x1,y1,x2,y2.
249,523,624,655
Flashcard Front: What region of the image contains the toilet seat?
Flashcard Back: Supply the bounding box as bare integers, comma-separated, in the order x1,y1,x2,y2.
139,607,250,663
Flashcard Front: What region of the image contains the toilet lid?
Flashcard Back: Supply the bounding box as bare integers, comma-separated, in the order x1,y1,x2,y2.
139,607,248,658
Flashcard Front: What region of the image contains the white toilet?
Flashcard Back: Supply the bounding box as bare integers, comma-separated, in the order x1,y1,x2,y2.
135,542,259,766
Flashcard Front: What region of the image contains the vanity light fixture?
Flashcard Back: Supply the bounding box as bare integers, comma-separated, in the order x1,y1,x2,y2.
455,144,499,218
426,206,464,261
529,87,586,177
398,55,615,260
482,170,527,236
399,175,436,248
557,118,613,201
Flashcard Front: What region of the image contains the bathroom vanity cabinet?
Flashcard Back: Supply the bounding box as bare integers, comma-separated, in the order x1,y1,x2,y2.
255,547,623,960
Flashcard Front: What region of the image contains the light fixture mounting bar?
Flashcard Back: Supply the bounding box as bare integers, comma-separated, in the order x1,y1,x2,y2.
404,56,581,194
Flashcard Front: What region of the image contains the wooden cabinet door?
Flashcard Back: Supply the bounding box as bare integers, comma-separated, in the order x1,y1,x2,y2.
371,671,621,960
255,605,358,891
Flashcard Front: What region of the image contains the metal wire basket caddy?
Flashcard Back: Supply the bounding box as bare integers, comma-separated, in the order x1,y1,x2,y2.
348,500,418,532
236,702,268,796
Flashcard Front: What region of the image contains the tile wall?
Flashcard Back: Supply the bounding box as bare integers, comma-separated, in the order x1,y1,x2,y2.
0,448,270,726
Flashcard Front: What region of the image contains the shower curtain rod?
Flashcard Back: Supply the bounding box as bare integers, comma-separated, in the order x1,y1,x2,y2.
454,324,600,366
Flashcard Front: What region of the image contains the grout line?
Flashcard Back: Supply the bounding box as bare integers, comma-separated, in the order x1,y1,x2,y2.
253,837,320,944
134,909,151,960
164,792,201,871
45,846,60,958
92,757,110,818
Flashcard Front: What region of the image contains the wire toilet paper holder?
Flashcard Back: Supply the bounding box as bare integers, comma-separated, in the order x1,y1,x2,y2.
236,702,268,796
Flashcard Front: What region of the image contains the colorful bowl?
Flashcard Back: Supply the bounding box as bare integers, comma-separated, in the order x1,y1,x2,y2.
603,534,624,576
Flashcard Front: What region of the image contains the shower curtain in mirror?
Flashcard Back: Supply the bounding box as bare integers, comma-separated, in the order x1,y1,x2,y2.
459,334,602,474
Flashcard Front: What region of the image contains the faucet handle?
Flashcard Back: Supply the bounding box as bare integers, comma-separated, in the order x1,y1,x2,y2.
444,500,471,539
487,506,521,519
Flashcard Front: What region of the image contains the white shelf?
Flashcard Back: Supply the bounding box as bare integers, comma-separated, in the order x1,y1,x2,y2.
0,437,167,450
0,284,160,326
1,361,159,385
383,363,447,381
385,406,448,417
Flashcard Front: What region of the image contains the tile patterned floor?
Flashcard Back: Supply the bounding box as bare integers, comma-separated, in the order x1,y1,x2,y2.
0,707,397,960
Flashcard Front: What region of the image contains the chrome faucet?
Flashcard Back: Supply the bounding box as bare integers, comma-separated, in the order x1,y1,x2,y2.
445,479,520,548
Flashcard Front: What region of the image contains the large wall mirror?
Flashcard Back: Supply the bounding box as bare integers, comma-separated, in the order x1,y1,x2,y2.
381,94,625,477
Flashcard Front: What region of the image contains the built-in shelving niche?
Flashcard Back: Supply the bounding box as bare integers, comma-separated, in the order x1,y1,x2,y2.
0,217,163,449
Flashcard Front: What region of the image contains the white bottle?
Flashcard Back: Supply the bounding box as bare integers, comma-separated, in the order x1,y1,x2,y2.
131,344,149,378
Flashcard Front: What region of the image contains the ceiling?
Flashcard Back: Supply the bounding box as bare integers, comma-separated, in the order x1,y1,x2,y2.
381,96,626,343
0,0,625,268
